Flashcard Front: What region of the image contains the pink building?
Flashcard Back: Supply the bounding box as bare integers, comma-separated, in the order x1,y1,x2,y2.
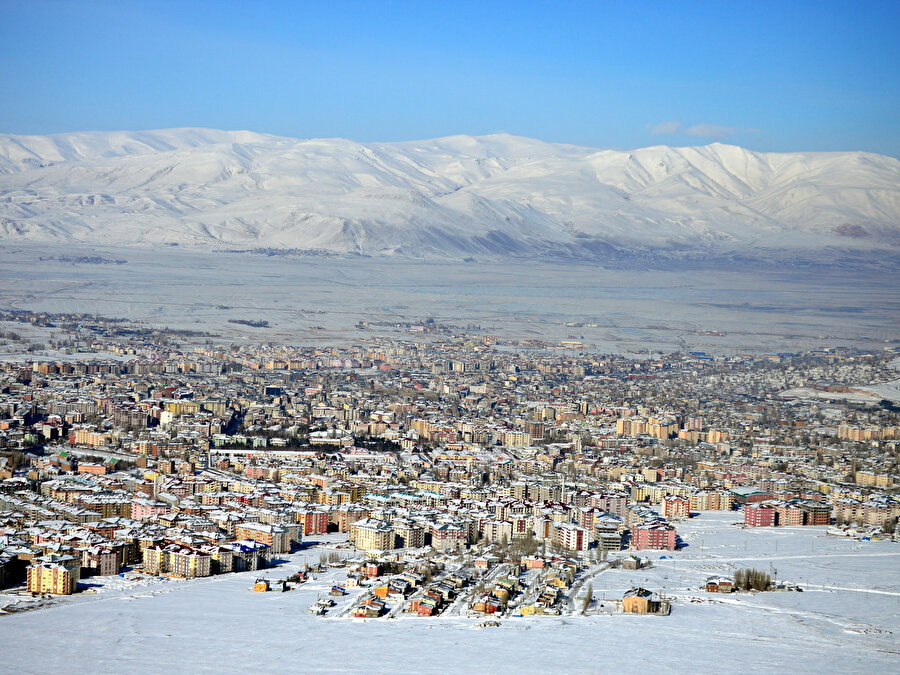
245,466,266,480
577,507,603,529
131,497,170,521
589,493,628,518
80,546,119,576
631,523,677,550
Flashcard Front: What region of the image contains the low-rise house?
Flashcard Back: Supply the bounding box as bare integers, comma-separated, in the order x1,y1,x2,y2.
705,576,733,593
622,587,661,614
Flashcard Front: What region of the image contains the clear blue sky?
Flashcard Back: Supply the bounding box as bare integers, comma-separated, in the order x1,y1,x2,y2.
1,0,898,156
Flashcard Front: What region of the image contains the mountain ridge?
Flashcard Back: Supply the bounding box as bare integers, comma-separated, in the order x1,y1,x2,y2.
1,128,898,263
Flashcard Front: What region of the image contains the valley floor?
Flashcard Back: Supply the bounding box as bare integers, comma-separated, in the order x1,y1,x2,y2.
2,243,898,355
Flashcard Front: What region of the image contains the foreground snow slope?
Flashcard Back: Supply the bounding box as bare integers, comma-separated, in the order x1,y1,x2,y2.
1,129,898,260
1,513,897,673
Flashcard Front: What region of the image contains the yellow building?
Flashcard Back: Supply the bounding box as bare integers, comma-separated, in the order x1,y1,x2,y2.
622,587,661,614
72,428,110,447
170,549,212,578
678,429,703,443
228,480,256,494
616,418,648,436
27,562,79,595
630,485,650,502
349,519,395,551
141,546,212,578
163,400,201,415
500,430,531,447
855,471,894,488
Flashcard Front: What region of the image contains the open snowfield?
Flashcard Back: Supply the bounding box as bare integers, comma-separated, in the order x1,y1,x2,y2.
2,513,898,674
2,243,898,354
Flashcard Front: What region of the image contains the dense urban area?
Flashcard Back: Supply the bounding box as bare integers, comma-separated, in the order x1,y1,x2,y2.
0,309,898,622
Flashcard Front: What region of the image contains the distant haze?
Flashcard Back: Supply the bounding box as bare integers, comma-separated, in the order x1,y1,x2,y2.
1,129,898,266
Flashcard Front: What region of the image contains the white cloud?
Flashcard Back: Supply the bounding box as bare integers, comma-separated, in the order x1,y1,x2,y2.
684,124,759,140
648,121,683,135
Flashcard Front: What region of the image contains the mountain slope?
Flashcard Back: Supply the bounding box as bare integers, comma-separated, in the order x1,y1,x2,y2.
0,128,898,260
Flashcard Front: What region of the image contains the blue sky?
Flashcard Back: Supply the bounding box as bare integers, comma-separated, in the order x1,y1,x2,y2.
1,0,898,156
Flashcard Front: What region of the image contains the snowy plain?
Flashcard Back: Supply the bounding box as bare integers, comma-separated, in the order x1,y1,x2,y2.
1,243,898,356
1,512,898,674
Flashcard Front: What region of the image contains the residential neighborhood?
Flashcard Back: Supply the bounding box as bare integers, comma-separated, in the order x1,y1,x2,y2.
0,309,897,624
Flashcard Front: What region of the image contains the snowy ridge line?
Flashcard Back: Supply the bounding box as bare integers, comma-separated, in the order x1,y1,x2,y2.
1,129,899,262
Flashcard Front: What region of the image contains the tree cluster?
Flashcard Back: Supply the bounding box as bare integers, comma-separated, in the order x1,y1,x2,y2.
507,531,540,559
733,568,772,591
318,551,342,566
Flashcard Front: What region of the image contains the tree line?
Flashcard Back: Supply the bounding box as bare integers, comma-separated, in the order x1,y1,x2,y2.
733,568,773,591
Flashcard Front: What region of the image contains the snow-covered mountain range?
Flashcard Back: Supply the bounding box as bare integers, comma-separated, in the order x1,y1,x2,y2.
1,128,898,262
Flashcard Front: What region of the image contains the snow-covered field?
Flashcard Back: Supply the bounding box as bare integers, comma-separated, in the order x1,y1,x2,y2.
2,513,898,673
778,388,885,404
859,377,900,403
2,243,898,354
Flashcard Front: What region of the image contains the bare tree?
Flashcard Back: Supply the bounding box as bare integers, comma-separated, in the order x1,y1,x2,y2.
582,583,593,614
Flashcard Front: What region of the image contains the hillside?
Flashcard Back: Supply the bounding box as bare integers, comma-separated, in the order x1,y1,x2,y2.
1,129,898,262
